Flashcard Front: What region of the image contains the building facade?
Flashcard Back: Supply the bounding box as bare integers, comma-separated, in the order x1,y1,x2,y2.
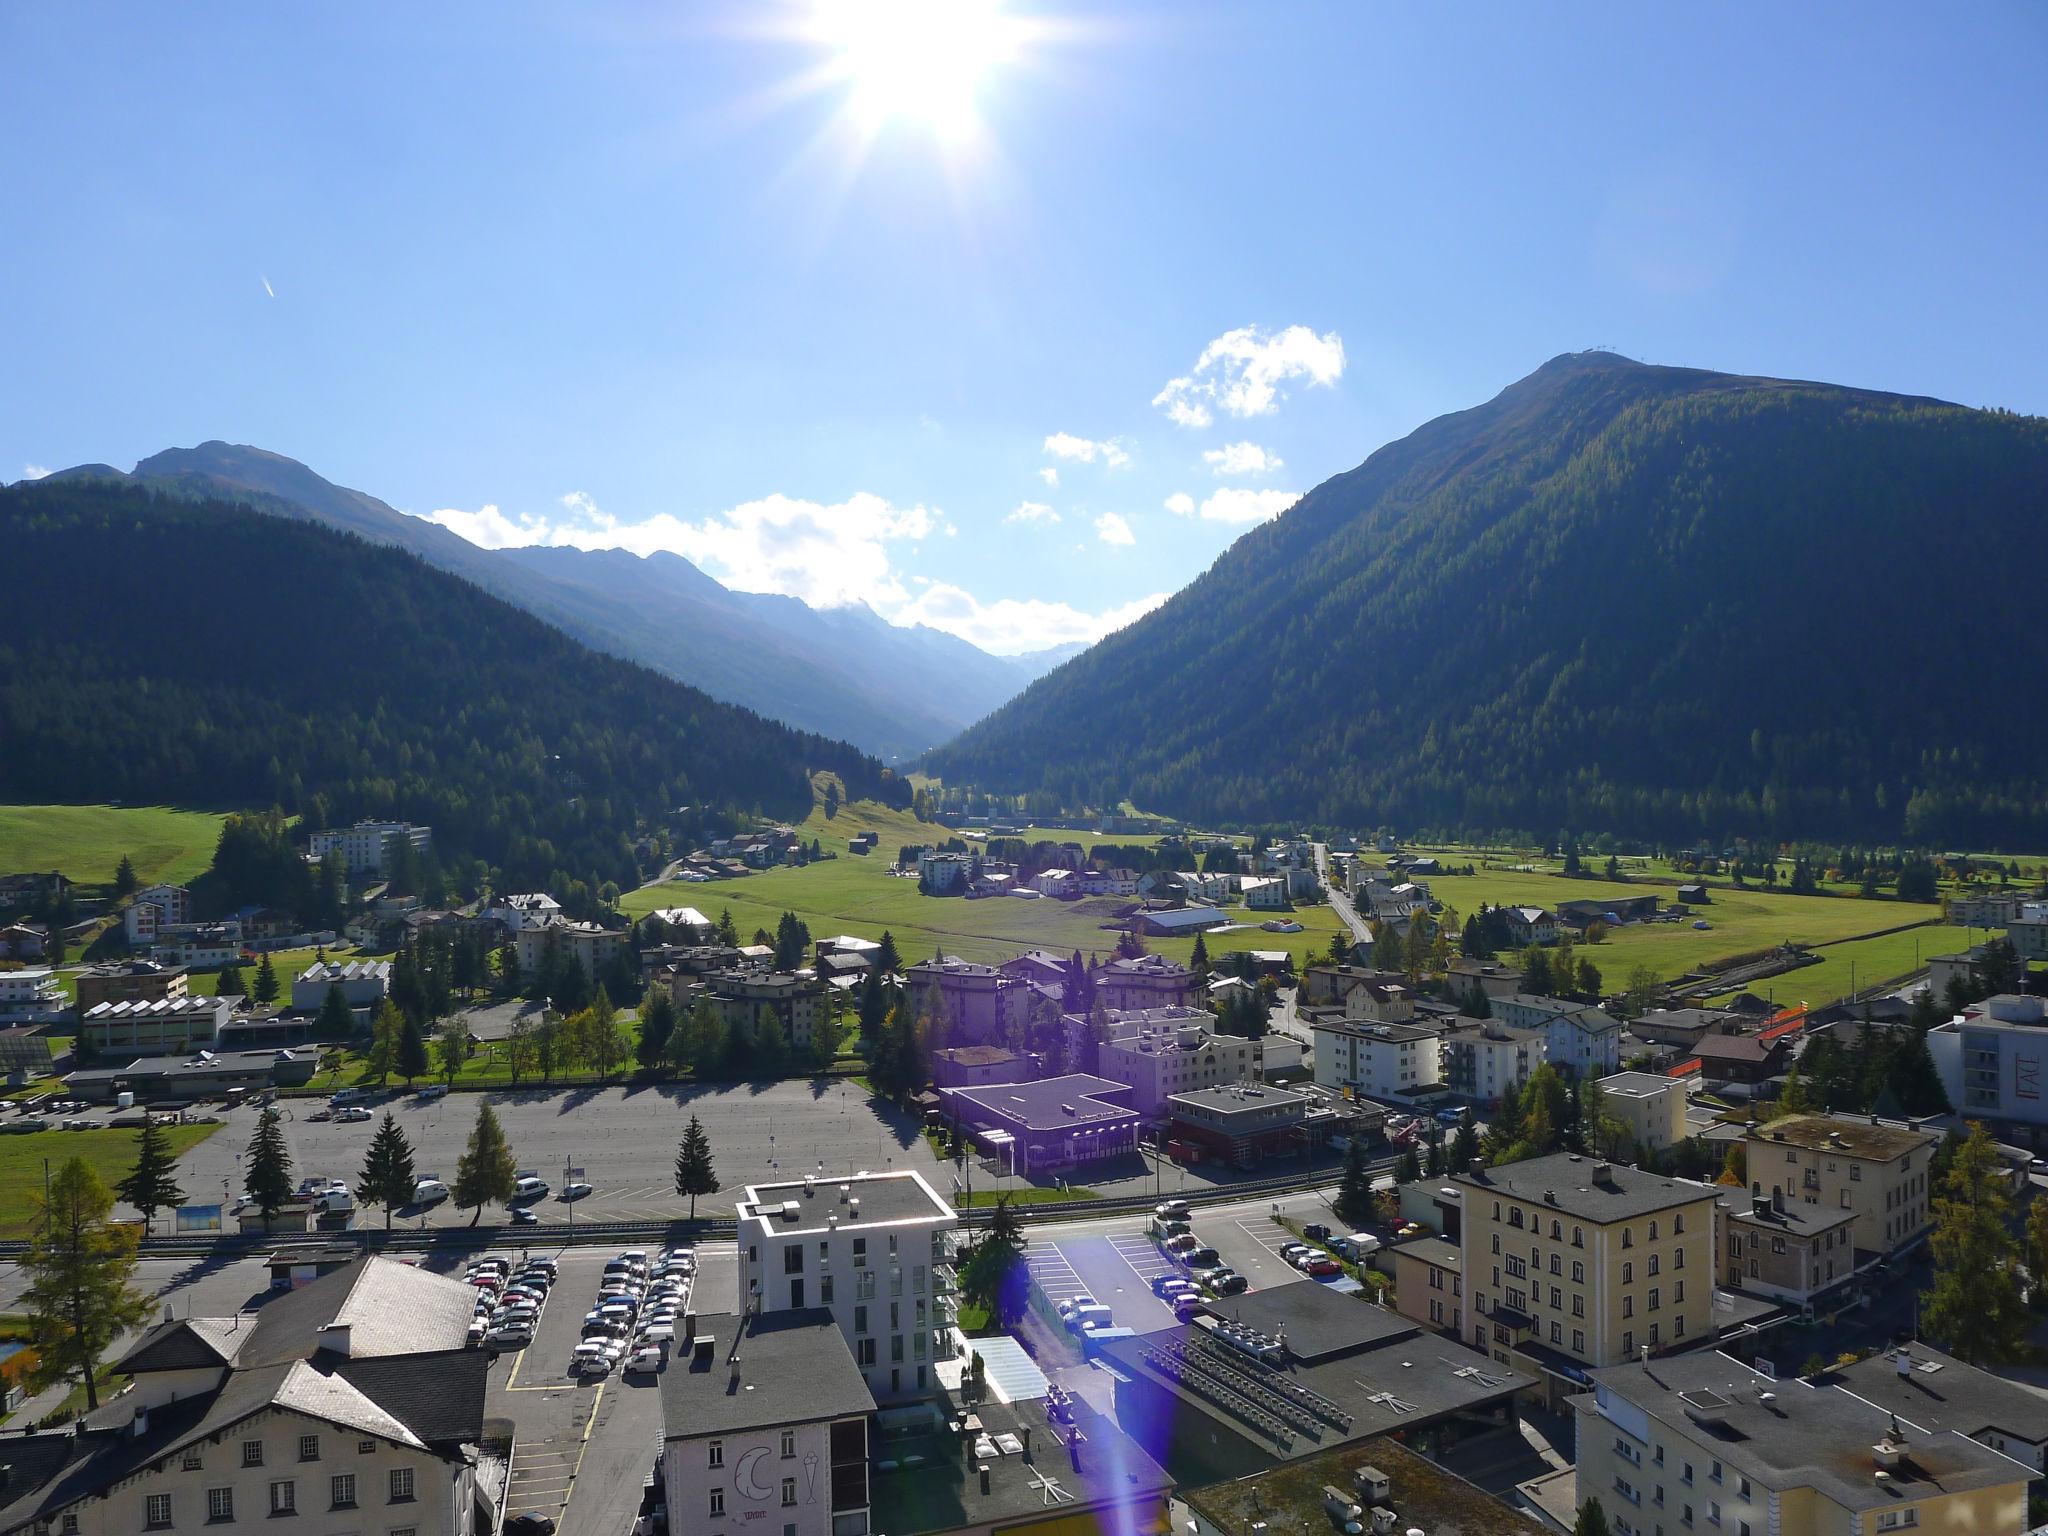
1091,1008,1262,1119
1716,1191,1855,1303
1743,1113,1936,1262
1927,993,2048,1129
1595,1071,1688,1157
307,819,433,875
1312,1018,1444,1101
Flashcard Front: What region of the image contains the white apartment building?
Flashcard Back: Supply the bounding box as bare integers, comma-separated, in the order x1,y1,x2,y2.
0,1256,494,1535
1090,1007,1262,1119
125,882,193,945
482,892,561,932
1440,1018,1548,1105
1312,1017,1445,1100
307,819,433,875
1595,1070,1689,1156
1930,993,2048,1127
1496,994,1624,1077
736,1170,959,1404
1241,876,1288,910
0,967,66,1026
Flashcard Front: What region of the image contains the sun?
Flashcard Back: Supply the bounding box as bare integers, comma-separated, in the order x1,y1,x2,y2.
810,0,1019,140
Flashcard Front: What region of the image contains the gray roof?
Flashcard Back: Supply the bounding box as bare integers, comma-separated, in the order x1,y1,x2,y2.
1587,1352,2030,1511
1393,1236,1462,1272
660,1311,876,1439
1184,1435,1545,1536
739,1169,953,1232
1748,1114,1936,1163
1718,1194,1855,1236
1457,1153,1717,1224
1832,1347,2048,1449
943,1074,1139,1132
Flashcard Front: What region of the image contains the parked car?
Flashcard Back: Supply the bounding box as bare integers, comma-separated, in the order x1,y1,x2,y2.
1154,1199,1191,1221
1303,1222,1332,1242
562,1181,594,1200
1179,1245,1221,1270
514,1176,550,1200
505,1516,557,1536
418,1084,448,1101
413,1178,449,1204
334,1106,372,1123
509,1206,539,1225
625,1346,664,1374
1304,1257,1344,1278
1173,1294,1209,1322
1207,1270,1250,1296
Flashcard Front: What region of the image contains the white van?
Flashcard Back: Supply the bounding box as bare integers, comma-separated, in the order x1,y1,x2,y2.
413,1178,449,1204
1333,1233,1381,1262
513,1175,549,1200
317,1189,355,1215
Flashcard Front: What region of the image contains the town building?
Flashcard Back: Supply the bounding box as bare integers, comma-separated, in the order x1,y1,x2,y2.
1240,876,1287,910
699,967,832,1052
1091,953,1198,1012
642,905,713,943
1574,1350,2030,1536
1626,1007,1732,1050
1311,1017,1445,1101
307,818,434,875
1743,1113,1937,1263
1299,965,1414,1022
1502,906,1558,946
124,882,194,946
1440,1018,1548,1105
1927,993,2048,1129
67,1046,318,1103
735,1171,958,1405
917,850,973,892
0,967,67,1026
1495,994,1624,1077
80,994,237,1056
1445,956,1522,1001
149,921,244,969
929,1045,1033,1089
1831,1344,2048,1480
480,891,561,932
512,915,626,983
658,1309,876,1536
1089,1007,1262,1120
1595,1070,1688,1156
1557,894,1663,929
291,958,391,1014
73,958,190,1011
1178,1435,1546,1536
0,1255,495,1536
1388,1236,1465,1338
1716,1189,1856,1304
1456,1152,1718,1402
1167,1082,1328,1166
1688,1032,1793,1087
941,1075,1141,1175
0,922,48,960
1096,1280,1531,1488
1133,905,1230,938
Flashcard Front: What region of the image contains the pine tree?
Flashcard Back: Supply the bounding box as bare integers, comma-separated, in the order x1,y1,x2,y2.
637,989,677,1069
113,854,138,897
1335,1137,1373,1225
397,1014,430,1085
715,908,738,947
316,982,355,1041
875,930,900,973
245,1106,294,1232
357,1113,417,1231
1521,945,1553,997
453,1100,517,1225
673,1115,717,1219
1449,1119,1480,1171
1574,1497,1612,1536
252,951,280,1006
214,961,246,998
960,1196,1029,1328
115,1120,186,1233
21,1159,150,1412
1189,930,1210,974
1920,1123,2029,1365
1396,1147,1422,1182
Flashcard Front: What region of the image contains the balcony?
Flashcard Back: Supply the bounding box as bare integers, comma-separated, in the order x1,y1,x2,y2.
932,1264,957,1295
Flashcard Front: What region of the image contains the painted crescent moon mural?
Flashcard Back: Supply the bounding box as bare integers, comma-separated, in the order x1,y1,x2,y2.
735,1445,773,1503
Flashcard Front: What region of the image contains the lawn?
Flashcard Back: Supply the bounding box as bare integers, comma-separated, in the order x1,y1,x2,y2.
0,1123,222,1238
0,804,229,888
1702,924,1972,1009
628,792,1348,971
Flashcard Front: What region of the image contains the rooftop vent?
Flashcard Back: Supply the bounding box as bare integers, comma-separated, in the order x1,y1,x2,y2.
1680,1388,1735,1428
1354,1464,1391,1503
781,1200,801,1220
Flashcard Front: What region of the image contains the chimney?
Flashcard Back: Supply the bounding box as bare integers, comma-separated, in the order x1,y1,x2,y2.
682,1312,697,1342
320,1322,353,1358
693,1336,714,1366
1021,1426,1033,1462
1068,1432,1085,1474
1895,1350,1913,1379
730,1354,742,1387
131,1405,150,1439
1592,1162,1614,1185
1752,1194,1770,1219
978,1464,992,1495
1771,1189,1785,1214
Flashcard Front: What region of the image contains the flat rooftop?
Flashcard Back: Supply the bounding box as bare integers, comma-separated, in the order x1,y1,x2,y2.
1184,1435,1546,1536
1170,1083,1306,1115
1599,1070,1679,1098
738,1169,953,1232
1830,1346,2048,1448
944,1074,1137,1131
1457,1153,1716,1224
659,1311,875,1439
867,1393,1170,1535
1749,1114,1936,1162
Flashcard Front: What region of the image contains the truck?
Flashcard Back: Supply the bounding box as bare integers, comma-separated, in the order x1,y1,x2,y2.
1332,1232,1381,1262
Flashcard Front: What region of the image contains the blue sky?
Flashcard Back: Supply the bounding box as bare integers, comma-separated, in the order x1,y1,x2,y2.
4,2,2044,653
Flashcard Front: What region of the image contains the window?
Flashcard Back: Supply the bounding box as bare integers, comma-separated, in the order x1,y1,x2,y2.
857,1337,876,1367
853,1237,868,1268
330,1473,357,1510
358,1440,375,1455
1674,1281,1685,1303
207,1488,234,1523
1649,1220,1659,1240
1573,1225,1585,1247
1648,1254,1659,1276
1573,1261,1585,1283
1623,1262,1633,1284
1682,1462,1694,1485
1510,1208,1524,1228
710,1488,726,1517
1624,1295,1634,1317
1875,1512,1918,1531
242,1439,265,1468
1573,1328,1585,1352
392,1529,417,1536
1573,1295,1585,1317
709,1440,724,1468
1550,1286,1562,1309
145,1495,173,1529
269,1481,296,1516
782,1478,798,1507
1673,1212,1685,1234
1551,1321,1562,1343
784,1246,804,1274
390,1467,415,1502
182,1450,203,1472
298,1433,319,1462
854,1305,869,1334
821,1275,834,1305
1675,1247,1685,1269
780,1429,797,1459
1492,1234,1502,1255
1650,1287,1660,1311
1623,1229,1634,1249
1550,1253,1562,1275
1710,1461,1722,1483
1624,1330,1634,1354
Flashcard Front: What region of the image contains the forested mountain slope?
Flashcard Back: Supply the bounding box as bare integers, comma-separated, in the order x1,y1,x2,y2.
926,352,2048,845
50,442,1052,759
0,479,906,891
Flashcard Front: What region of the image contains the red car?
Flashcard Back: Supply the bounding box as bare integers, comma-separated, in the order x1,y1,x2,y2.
1304,1258,1344,1278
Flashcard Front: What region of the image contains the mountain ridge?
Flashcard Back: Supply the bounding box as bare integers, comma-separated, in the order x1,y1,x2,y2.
925,352,2048,845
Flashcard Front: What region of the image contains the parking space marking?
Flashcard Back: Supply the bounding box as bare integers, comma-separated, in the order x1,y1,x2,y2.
1026,1243,1088,1304
1235,1217,1298,1258
1108,1233,1175,1281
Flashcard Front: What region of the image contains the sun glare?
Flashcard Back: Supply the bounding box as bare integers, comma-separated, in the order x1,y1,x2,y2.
812,0,1018,139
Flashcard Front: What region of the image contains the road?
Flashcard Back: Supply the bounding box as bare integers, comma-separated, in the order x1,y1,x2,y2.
1314,841,1373,948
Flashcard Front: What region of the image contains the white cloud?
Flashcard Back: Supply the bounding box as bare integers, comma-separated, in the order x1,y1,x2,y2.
423,502,548,548
892,583,1169,655
1043,431,1129,468
1196,487,1301,525
1006,501,1060,525
1203,441,1282,476
1153,323,1345,424
1038,466,1059,488
1094,511,1136,546
1164,491,1195,517
21,464,51,480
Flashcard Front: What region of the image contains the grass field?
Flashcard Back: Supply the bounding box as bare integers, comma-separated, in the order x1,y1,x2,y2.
1701,924,1972,1009
0,804,229,888
0,1123,221,1238
628,789,1347,969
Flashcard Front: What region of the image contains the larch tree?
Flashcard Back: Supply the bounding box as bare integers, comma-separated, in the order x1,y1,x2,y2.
21,1159,149,1413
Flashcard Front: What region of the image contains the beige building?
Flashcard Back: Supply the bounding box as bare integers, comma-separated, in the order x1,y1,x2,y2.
1389,1235,1464,1337
1575,1350,2031,1536
1092,1008,1262,1119
1456,1152,1717,1403
1717,1190,1856,1304
1745,1113,1937,1263
1596,1070,1689,1157
514,915,626,983
0,1256,494,1534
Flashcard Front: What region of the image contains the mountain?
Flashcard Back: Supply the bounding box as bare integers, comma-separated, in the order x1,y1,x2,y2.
926,352,2048,846
60,442,1069,760
0,477,906,892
